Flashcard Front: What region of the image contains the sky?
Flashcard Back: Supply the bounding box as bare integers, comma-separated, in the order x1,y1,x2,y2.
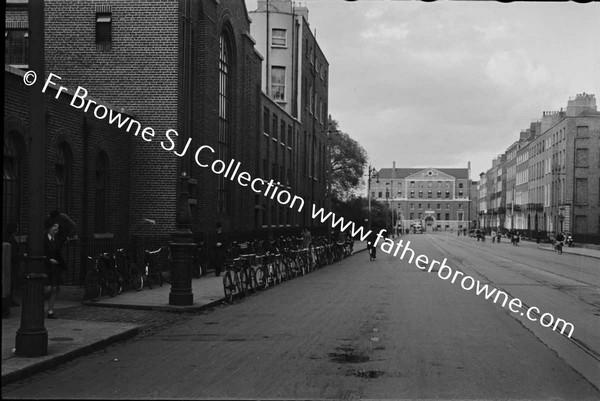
245,0,600,180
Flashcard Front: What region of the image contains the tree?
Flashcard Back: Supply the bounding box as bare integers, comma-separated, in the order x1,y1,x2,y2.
328,117,368,203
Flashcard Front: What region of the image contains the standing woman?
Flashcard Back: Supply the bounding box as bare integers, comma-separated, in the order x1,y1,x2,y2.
44,219,64,318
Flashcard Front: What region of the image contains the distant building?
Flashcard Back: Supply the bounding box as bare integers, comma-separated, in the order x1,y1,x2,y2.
478,93,600,243
373,162,474,232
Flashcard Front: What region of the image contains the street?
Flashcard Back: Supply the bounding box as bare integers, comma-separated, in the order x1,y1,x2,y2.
3,232,599,399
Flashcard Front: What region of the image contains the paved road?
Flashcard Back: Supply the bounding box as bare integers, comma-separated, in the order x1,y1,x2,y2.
3,235,599,399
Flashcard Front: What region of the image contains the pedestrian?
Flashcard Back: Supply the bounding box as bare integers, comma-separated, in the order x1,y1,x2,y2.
555,231,565,254
213,222,228,277
44,217,64,319
491,230,496,243
3,222,23,307
366,230,379,260
302,227,312,249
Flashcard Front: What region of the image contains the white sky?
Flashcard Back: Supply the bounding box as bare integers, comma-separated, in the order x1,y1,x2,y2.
245,0,600,179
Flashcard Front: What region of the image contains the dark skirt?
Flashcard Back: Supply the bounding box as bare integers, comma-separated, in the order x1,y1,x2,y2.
44,263,62,287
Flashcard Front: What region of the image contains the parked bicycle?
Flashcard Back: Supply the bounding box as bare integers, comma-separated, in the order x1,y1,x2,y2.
114,248,144,291
144,247,165,288
84,253,121,301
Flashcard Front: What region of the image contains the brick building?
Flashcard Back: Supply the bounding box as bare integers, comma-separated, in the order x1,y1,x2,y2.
249,0,330,228
4,0,291,282
372,163,474,232
5,0,266,236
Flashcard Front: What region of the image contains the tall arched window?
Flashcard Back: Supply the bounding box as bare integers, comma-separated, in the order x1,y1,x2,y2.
55,142,72,214
218,31,232,214
3,132,23,228
95,151,108,232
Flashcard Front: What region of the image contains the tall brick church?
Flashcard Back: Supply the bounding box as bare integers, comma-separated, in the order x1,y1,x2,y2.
4,0,330,283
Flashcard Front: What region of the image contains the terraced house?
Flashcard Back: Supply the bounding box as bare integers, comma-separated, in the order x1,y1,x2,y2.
478,93,600,243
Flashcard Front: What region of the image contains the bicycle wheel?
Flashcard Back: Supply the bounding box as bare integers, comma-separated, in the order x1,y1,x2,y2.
283,260,292,281
84,270,102,302
106,269,120,297
248,267,257,293
255,265,268,290
130,263,144,291
223,271,235,303
239,269,249,297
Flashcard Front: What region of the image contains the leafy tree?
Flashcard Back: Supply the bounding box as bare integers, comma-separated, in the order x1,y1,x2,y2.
327,117,368,203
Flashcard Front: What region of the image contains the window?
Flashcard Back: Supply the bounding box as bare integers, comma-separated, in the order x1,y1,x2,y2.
410,190,415,198
5,29,29,65
280,120,286,144
458,183,463,189
575,178,588,205
437,204,441,210
271,28,286,47
446,204,450,209
437,191,441,198
427,190,432,198
418,203,422,209
445,213,450,220
271,66,285,102
3,133,23,228
378,192,382,198
272,115,278,140
458,203,463,209
445,191,450,198
458,212,463,221
436,213,441,220
410,203,414,210
218,31,232,213
576,148,589,167
55,143,72,214
96,13,112,50
263,108,269,135
95,151,108,232
418,191,423,198
410,212,414,220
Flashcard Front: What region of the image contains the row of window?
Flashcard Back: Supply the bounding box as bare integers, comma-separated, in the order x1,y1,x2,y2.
407,203,463,210
3,133,108,233
406,213,464,221
374,190,464,199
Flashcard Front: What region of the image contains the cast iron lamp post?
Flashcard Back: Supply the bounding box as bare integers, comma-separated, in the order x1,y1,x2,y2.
16,0,48,357
169,172,196,305
367,166,379,231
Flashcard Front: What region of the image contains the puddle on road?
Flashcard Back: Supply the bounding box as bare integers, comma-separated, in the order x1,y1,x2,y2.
346,369,384,379
328,352,370,364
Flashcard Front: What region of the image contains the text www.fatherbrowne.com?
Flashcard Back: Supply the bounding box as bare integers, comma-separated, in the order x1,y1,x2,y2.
369,230,575,338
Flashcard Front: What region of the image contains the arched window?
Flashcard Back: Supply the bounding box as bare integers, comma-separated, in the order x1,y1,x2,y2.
55,142,72,214
218,30,232,213
3,133,23,228
95,151,108,232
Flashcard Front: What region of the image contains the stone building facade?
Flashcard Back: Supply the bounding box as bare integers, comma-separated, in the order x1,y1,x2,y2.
478,93,600,243
373,163,474,232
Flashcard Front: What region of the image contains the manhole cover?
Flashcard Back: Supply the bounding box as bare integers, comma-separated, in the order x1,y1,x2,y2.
49,337,74,342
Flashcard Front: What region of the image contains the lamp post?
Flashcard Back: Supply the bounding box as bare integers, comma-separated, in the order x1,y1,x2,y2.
168,172,196,306
16,0,48,357
367,166,379,231
551,162,566,234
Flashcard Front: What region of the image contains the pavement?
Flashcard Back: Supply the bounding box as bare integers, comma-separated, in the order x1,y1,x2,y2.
2,242,369,386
